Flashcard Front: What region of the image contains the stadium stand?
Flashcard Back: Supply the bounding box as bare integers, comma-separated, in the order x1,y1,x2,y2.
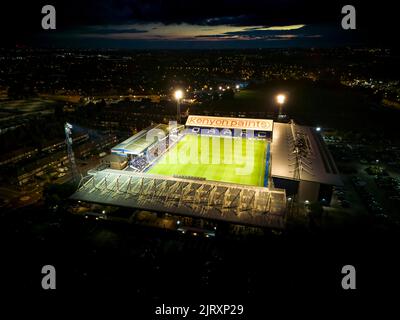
129,156,149,172
71,169,287,229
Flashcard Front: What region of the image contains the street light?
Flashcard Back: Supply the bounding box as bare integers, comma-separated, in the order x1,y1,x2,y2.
276,94,286,118
174,89,183,123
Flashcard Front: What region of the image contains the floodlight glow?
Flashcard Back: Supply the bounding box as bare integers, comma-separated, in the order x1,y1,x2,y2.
174,89,183,100
276,94,286,105
316,127,321,132
235,84,240,89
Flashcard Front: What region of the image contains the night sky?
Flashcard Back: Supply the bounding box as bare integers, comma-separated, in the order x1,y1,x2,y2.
1,0,398,49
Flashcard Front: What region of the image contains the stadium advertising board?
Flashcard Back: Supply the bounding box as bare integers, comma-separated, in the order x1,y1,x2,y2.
186,115,273,132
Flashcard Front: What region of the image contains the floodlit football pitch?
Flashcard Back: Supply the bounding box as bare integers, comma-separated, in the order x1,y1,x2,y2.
147,134,269,187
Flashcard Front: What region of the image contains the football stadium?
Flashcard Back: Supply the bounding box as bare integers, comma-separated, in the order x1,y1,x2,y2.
71,115,341,229
147,134,269,187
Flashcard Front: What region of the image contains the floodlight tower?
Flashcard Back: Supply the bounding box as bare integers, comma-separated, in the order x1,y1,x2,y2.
64,122,80,183
276,94,286,118
174,89,183,124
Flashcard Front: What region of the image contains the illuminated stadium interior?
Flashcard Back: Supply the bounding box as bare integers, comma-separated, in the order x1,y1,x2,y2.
147,134,270,187
114,115,274,188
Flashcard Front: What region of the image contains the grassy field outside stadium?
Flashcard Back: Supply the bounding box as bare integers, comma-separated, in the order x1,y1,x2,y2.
147,134,268,187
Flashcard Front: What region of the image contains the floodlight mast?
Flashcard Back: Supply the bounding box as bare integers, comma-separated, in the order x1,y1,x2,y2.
64,122,80,183
174,90,183,124
276,94,286,118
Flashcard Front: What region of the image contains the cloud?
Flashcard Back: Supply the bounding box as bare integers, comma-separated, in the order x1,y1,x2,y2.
82,27,148,35
47,1,343,28
201,15,253,26
194,25,322,42
194,34,301,41
193,24,312,41
72,22,307,41
256,24,306,31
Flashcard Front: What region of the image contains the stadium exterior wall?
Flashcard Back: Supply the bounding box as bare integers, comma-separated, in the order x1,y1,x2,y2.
298,180,320,204
272,177,299,196
272,176,334,205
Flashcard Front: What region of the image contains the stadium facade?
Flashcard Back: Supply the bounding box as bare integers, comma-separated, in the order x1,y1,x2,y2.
270,121,342,205
71,115,341,229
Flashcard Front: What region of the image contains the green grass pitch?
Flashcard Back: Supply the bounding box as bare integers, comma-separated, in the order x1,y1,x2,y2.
147,134,268,186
